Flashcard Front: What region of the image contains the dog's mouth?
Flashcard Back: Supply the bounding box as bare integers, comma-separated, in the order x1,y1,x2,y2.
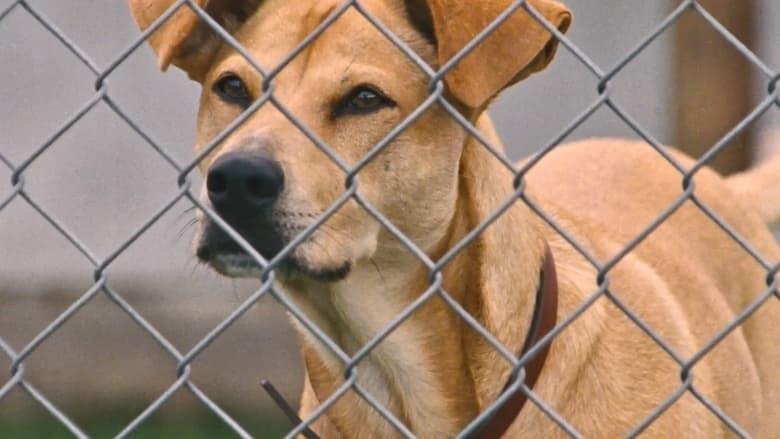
196,224,352,282
200,248,351,282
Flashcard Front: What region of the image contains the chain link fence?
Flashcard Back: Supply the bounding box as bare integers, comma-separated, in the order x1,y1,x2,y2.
1,0,779,437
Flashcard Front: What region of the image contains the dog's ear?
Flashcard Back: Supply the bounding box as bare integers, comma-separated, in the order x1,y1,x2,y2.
128,0,261,80
414,0,571,110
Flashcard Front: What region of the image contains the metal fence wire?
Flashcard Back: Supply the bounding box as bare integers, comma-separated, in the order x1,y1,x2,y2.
1,0,779,438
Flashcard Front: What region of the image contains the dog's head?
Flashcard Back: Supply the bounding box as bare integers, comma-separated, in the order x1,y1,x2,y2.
129,0,571,282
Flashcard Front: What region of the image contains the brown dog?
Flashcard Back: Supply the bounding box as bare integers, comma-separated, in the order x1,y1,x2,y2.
129,0,780,437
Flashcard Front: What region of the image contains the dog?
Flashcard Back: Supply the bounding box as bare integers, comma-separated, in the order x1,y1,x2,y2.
128,0,780,437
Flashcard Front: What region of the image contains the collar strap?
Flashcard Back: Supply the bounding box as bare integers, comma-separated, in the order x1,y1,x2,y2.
474,244,559,438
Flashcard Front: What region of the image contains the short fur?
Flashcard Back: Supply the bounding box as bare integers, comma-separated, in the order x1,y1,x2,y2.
129,0,780,436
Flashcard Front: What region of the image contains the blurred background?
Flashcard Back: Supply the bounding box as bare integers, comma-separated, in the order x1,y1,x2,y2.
1,0,779,437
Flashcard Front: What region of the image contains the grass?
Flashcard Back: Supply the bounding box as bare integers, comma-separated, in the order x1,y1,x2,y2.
0,411,290,438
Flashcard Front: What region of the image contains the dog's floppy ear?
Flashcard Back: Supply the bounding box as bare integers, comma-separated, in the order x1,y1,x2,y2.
418,0,571,109
128,0,260,80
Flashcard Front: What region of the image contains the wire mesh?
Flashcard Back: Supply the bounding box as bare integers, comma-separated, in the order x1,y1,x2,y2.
1,0,778,438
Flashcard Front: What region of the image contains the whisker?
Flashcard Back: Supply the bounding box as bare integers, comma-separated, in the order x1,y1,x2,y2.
177,217,199,243
308,235,338,262
369,257,386,283
316,223,351,254
173,204,199,223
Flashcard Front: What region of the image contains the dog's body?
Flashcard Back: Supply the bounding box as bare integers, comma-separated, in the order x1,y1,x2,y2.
129,0,780,436
296,125,780,438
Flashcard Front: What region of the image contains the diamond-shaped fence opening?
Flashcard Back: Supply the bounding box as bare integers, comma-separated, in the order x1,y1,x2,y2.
0,23,98,165
1,0,779,438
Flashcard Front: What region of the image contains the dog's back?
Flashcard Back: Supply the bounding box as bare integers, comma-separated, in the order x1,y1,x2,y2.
526,138,780,437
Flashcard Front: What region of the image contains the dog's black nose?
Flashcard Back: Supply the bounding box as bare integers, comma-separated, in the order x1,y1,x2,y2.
207,151,284,218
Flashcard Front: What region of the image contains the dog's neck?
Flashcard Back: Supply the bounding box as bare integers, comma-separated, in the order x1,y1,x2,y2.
284,115,549,437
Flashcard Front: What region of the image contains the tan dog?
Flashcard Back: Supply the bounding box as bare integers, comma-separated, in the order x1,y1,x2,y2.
129,0,780,437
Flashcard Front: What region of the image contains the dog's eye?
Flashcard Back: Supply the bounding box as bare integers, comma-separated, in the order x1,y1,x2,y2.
213,74,252,108
336,86,395,116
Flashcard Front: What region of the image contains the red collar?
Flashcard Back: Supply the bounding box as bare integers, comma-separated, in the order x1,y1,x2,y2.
474,244,559,438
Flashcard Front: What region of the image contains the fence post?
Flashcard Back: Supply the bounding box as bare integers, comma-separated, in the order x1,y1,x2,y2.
672,0,757,175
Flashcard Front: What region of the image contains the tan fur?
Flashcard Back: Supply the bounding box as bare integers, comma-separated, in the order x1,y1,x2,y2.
729,146,780,227
129,0,780,437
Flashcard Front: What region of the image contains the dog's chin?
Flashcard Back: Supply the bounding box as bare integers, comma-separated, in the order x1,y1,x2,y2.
206,252,351,282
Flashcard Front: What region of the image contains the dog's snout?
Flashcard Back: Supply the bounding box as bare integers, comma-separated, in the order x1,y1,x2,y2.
207,151,284,217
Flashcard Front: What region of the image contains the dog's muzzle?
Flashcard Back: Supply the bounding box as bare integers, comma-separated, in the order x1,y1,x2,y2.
196,151,286,272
